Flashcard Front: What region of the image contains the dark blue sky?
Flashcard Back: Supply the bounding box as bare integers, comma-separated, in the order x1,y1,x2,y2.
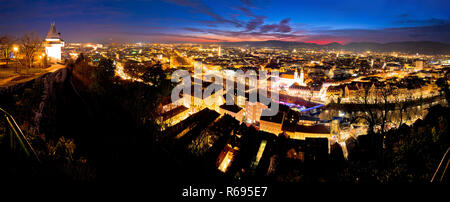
1,0,449,44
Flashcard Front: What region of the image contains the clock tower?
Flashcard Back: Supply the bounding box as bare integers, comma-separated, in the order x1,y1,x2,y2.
44,23,64,63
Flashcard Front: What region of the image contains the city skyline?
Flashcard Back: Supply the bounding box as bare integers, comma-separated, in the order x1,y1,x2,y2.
1,0,450,44
0,0,449,194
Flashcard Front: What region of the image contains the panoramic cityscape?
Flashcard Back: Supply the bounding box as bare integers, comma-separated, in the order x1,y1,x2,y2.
0,0,449,199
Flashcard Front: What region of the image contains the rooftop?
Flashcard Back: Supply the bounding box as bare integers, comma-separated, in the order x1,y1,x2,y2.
162,105,189,121
296,124,330,134
219,104,243,113
260,111,284,123
46,23,62,40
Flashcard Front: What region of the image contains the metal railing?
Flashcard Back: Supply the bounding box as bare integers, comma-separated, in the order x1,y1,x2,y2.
0,107,40,163
431,147,450,183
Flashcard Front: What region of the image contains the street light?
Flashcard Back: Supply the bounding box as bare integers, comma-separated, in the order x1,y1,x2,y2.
41,53,47,68
12,46,19,59
12,45,19,73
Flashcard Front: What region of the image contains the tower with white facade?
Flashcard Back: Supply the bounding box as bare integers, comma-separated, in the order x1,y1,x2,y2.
44,23,64,63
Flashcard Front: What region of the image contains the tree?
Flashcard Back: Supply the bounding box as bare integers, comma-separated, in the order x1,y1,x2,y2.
397,93,413,126
18,32,42,70
436,77,450,104
352,84,379,135
378,83,396,133
353,83,397,134
141,63,164,85
0,35,17,66
141,63,175,96
95,58,116,83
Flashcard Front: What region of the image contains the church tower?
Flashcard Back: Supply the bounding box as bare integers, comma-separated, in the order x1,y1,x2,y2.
299,67,304,85
294,67,298,80
44,23,64,63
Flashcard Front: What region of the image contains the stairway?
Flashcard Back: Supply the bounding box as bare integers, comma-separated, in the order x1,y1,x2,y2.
0,107,41,180
431,147,450,183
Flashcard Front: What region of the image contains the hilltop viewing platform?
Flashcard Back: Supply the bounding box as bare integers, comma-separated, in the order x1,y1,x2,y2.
0,64,65,87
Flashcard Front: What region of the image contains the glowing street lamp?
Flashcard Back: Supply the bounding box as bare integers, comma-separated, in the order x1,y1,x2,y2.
12,45,19,72
9,45,19,71
40,53,47,68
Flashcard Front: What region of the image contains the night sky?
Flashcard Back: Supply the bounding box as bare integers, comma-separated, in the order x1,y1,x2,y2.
1,0,449,44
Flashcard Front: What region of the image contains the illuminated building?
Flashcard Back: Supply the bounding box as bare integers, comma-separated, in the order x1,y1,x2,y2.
299,67,304,85
44,23,64,63
281,113,331,152
223,89,247,108
245,101,268,123
260,112,285,135
330,119,340,141
217,144,239,173
283,123,331,140
194,61,203,76
157,105,190,131
219,104,244,122
326,85,343,102
182,83,225,113
275,67,306,91
250,140,267,169
288,83,310,97
415,60,424,70
158,96,184,113
344,84,359,98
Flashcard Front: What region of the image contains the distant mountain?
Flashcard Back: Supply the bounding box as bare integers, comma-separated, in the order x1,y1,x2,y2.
345,41,450,55
219,40,317,49
218,40,450,55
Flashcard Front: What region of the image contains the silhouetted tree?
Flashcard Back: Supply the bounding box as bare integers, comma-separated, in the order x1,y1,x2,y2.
0,35,16,67
397,94,413,126
141,63,164,85
352,84,378,135
436,77,449,104
95,58,115,83
141,63,174,96
352,83,396,135
379,83,396,133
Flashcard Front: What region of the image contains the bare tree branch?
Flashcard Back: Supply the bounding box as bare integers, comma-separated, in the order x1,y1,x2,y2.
18,32,42,69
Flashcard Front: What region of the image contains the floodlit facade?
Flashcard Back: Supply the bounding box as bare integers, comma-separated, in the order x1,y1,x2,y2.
44,23,64,63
